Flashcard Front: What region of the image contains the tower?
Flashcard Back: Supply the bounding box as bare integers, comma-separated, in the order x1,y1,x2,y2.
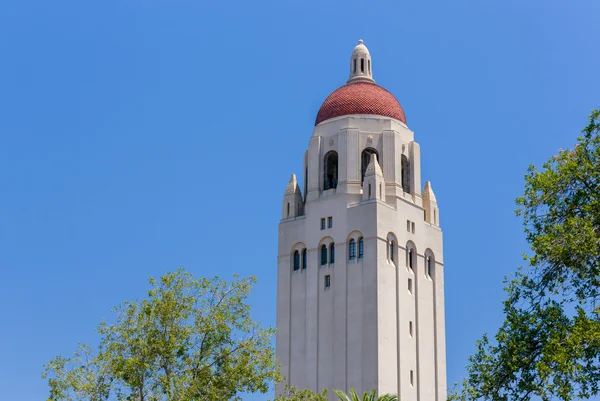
276,40,446,401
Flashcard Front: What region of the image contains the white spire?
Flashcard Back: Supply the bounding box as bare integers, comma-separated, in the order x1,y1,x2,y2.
348,40,375,84
423,180,437,202
364,153,383,177
284,174,299,195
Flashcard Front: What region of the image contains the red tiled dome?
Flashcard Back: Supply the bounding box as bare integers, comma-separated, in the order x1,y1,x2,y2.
315,82,406,126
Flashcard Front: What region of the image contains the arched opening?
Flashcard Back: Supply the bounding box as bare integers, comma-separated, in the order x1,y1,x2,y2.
361,148,379,184
324,151,338,190
387,233,397,265
293,250,300,271
426,251,435,279
401,155,411,193
406,246,415,272
320,245,328,266
349,239,356,260
358,237,364,259
330,243,335,264
302,249,307,269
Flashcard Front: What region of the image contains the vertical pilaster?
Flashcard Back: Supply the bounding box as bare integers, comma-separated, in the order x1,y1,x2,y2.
307,136,322,202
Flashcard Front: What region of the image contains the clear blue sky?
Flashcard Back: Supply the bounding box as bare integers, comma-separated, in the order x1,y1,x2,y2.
1,0,599,399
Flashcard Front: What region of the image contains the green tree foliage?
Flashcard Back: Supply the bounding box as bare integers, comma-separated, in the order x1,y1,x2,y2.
453,110,600,401
273,385,329,401
43,269,281,401
273,387,397,401
333,388,398,401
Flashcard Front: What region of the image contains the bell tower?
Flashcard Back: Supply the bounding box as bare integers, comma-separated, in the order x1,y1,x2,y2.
276,40,446,401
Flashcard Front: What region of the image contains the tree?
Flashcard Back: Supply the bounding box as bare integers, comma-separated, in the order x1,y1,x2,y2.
43,269,281,401
273,385,328,401
454,110,600,401
333,388,398,401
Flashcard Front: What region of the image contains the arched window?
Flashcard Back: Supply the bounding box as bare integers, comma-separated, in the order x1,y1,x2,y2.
324,151,338,190
358,237,364,258
330,243,335,264
407,248,415,271
302,249,307,269
321,245,328,266
401,155,411,193
389,240,395,262
361,148,379,184
293,250,300,271
427,256,432,277
349,239,356,260
426,252,435,278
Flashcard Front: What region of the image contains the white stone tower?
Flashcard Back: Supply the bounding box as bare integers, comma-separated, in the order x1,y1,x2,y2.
276,40,446,401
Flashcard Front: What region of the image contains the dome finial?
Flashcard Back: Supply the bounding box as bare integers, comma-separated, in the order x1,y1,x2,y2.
348,40,374,84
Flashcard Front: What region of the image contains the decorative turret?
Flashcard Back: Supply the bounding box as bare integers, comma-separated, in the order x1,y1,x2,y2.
362,153,386,201
423,180,439,225
348,40,374,84
282,174,304,219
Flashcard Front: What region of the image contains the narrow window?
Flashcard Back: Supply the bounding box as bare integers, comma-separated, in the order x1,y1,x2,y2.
368,184,371,198
358,237,364,259
410,370,414,386
409,248,414,271
302,249,307,270
353,58,357,73
361,58,364,72
325,275,331,289
434,209,437,225
324,151,339,190
379,184,382,198
427,256,432,277
330,243,335,264
349,239,356,260
328,216,333,228
293,250,300,271
389,240,395,262
411,222,415,234
408,278,413,294
368,59,371,74
407,220,411,232
321,218,326,230
409,321,413,337
321,245,328,266
287,203,290,218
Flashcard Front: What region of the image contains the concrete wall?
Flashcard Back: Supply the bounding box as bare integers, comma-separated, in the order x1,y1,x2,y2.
277,115,446,401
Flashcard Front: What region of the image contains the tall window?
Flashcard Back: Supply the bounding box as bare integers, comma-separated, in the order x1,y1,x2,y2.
330,243,335,264
349,239,356,260
328,216,333,228
389,240,395,262
401,155,411,193
321,218,326,230
361,148,379,184
321,245,328,266
408,248,414,271
293,250,300,271
302,249,307,269
325,275,331,289
358,237,364,258
324,151,338,190
427,255,433,277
